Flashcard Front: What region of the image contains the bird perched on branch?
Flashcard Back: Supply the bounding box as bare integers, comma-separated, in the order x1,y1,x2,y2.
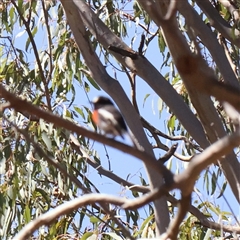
91,96,128,139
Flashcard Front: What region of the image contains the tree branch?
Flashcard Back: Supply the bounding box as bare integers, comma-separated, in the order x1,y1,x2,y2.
164,194,191,240
10,0,52,110
69,134,150,193
0,84,174,185
139,0,240,202
195,0,240,47
65,0,209,150
177,0,240,89
12,194,131,240
175,127,240,195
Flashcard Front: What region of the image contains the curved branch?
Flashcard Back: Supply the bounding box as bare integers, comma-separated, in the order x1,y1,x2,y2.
139,0,240,202
63,0,208,149
69,134,150,193
177,0,240,90
141,116,203,152
12,194,130,240
195,0,240,47
0,84,174,184
165,194,191,240
175,127,240,195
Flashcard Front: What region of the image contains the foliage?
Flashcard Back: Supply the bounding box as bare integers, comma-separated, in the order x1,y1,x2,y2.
0,0,239,239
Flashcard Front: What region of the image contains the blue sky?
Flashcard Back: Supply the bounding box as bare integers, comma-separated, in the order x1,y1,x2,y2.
5,0,239,228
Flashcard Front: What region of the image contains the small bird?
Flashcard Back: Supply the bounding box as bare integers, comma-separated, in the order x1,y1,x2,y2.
91,96,128,139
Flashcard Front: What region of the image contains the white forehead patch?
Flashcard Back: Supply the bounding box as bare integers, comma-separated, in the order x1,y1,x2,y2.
92,96,100,103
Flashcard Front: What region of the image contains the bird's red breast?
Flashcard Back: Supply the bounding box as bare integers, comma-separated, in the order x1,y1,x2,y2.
91,110,99,126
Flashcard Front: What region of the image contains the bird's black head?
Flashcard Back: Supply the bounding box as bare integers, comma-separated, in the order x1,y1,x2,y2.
92,96,114,109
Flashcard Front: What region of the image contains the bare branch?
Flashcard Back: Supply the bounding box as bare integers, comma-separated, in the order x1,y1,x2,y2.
141,116,203,152
69,134,150,193
165,194,191,240
158,144,178,163
41,0,54,83
138,34,145,55
195,0,240,47
175,127,240,195
12,194,130,240
177,0,240,89
219,35,238,77
108,46,139,59
139,0,240,201
0,84,174,184
120,11,156,35
122,185,171,210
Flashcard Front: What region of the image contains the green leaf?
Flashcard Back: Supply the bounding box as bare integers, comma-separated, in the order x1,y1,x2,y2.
203,170,210,195
103,232,123,240
136,214,154,238
217,180,227,199
158,32,166,53
86,76,101,90
158,97,163,118
42,132,52,151
81,232,94,240
25,27,37,52
90,216,99,224
23,205,31,223
210,172,217,195
74,106,85,119
143,93,150,107
167,115,176,134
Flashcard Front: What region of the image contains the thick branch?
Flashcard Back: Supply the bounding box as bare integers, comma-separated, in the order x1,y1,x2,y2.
65,0,208,149
195,0,240,47
0,85,173,184
177,0,240,90
139,0,240,202
61,0,172,233
175,127,240,195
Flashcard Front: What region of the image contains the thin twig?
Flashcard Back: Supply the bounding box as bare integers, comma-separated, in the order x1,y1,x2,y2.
41,0,54,83
0,85,174,184
69,134,149,193
12,194,132,240
10,0,52,110
120,11,156,35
